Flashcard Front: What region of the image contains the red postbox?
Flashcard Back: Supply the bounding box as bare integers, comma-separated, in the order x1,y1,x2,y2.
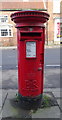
11,10,50,107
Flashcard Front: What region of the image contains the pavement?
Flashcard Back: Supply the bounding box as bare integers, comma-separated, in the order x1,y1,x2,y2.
0,88,62,120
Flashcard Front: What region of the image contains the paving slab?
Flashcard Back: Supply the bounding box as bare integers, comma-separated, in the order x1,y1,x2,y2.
56,99,62,113
2,90,32,118
44,88,61,93
0,108,2,120
0,70,2,90
0,107,2,113
57,99,60,106
56,99,62,115
2,90,8,108
0,90,8,109
0,91,2,107
7,89,18,99
52,91,60,98
32,106,60,118
2,99,32,118
1,89,61,119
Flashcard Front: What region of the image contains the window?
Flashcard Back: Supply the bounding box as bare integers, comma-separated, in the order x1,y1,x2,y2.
23,0,29,1
54,18,61,43
53,0,60,13
0,28,13,37
1,29,8,36
0,24,13,37
0,15,8,23
9,29,12,36
60,23,62,38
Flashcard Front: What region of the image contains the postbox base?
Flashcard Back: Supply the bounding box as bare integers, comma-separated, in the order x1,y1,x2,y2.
18,93,42,110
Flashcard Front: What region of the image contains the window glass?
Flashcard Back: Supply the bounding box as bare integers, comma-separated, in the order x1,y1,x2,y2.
0,28,13,37
1,29,8,36
60,23,62,38
53,0,60,13
9,29,12,36
0,16,8,23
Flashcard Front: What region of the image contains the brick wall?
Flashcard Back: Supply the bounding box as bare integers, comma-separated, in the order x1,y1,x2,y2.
46,0,60,45
0,1,60,46
0,11,17,46
47,1,54,44
0,1,45,46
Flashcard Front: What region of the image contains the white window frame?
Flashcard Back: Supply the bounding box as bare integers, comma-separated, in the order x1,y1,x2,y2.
0,24,13,37
23,0,29,1
0,15,8,23
53,0,60,13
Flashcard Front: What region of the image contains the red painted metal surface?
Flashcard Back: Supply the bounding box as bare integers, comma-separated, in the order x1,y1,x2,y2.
11,10,50,97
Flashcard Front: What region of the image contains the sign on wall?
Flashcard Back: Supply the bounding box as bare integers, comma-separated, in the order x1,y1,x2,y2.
54,18,62,43
57,22,60,38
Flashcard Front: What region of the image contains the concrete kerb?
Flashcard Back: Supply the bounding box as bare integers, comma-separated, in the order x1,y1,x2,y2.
45,45,60,49
0,46,17,50
0,45,60,50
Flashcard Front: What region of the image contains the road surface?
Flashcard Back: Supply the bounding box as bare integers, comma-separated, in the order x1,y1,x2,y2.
0,47,60,89
0,47,60,69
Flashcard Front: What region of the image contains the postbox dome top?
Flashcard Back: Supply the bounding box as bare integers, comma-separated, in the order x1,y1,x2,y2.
11,10,50,26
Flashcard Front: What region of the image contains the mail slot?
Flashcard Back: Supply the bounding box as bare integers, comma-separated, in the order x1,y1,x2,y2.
20,30,42,40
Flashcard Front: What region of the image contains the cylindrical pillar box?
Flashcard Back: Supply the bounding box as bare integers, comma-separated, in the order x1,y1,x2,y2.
11,10,50,108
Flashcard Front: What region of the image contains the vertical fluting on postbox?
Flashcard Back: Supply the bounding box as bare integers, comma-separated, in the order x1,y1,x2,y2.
11,11,50,105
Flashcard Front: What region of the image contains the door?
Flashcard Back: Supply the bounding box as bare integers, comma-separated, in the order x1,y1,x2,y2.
21,40,43,97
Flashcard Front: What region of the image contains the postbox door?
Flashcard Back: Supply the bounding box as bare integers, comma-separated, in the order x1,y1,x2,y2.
19,39,43,97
